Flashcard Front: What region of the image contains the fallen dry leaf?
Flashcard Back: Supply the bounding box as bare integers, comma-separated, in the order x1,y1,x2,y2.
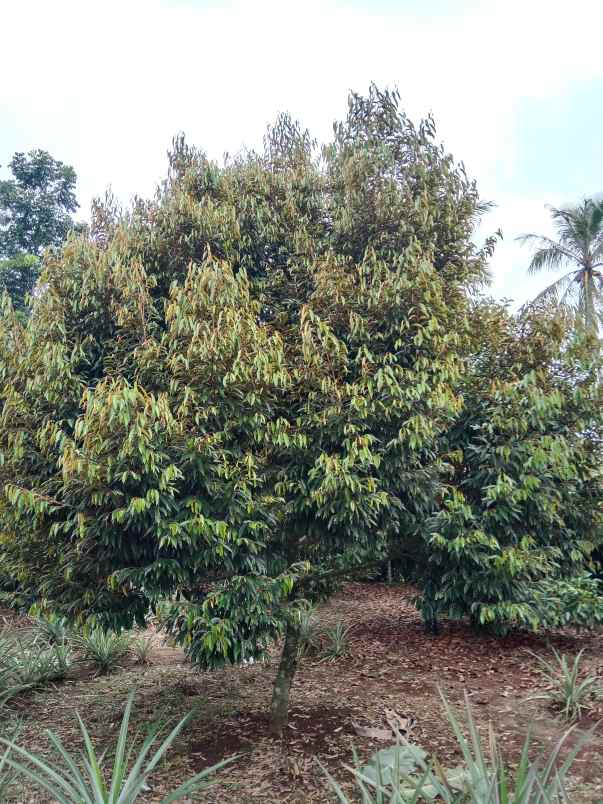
384,707,414,736
352,722,393,741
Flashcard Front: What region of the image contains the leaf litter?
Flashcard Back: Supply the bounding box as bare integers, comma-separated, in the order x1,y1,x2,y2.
1,582,602,802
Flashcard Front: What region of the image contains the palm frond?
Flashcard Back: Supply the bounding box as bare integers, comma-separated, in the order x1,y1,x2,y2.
523,200,603,334
589,200,603,238
550,204,589,250
550,200,603,256
592,201,603,263
557,276,581,312
592,238,603,265
591,282,603,330
532,271,579,307
526,247,573,276
516,234,582,274
472,199,495,219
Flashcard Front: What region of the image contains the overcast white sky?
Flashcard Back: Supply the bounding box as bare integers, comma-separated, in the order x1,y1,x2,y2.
1,0,602,306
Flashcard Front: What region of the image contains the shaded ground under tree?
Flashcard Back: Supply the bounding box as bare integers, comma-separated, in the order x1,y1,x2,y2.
2,583,602,803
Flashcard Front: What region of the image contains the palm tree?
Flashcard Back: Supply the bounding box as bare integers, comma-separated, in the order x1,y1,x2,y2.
518,198,603,334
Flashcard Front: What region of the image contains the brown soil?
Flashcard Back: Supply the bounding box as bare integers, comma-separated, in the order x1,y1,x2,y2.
2,583,603,803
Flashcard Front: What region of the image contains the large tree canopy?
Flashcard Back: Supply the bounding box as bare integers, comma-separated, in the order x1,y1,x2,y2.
0,149,78,257
0,149,79,312
0,87,601,731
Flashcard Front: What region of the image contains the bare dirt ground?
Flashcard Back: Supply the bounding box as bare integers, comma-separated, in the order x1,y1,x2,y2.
2,583,603,803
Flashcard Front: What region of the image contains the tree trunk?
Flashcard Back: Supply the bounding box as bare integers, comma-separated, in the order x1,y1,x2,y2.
585,268,596,334
386,560,393,585
425,615,440,635
269,620,299,737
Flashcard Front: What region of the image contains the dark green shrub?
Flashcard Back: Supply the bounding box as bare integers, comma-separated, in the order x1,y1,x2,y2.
415,308,603,635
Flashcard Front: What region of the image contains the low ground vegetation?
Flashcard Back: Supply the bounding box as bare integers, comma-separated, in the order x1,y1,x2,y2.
73,627,132,676
130,634,154,666
528,648,602,723
325,695,592,803
1,584,601,803
0,690,231,803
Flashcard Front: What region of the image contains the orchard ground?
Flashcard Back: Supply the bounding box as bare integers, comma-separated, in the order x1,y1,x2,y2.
2,583,603,803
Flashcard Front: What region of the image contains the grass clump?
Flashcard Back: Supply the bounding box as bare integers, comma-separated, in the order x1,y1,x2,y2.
319,621,353,663
528,648,601,722
130,634,153,665
32,615,72,646
0,689,235,803
0,717,21,801
74,628,131,675
296,608,322,659
1,631,72,705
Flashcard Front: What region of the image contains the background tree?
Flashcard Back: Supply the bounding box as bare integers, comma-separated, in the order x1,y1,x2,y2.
414,300,603,633
518,199,603,336
0,255,40,317
0,149,79,311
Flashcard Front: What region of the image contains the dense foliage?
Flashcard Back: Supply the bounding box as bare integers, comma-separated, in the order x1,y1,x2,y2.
416,303,603,633
0,88,601,727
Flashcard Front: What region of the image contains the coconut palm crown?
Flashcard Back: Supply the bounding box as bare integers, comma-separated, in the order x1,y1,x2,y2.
518,198,603,334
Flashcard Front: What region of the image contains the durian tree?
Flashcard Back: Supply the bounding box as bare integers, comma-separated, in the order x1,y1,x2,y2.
11,87,599,733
